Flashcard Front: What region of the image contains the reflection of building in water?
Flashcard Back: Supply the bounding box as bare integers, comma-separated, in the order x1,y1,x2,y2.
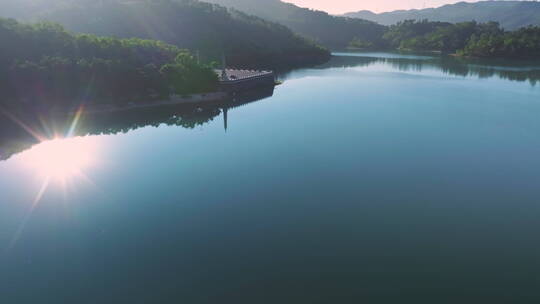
223,108,228,132
219,85,275,132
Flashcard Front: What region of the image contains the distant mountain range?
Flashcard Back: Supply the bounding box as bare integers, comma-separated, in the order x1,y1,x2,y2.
203,0,386,48
344,1,540,30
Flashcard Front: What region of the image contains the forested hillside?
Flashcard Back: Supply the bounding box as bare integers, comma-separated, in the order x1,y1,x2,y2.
344,1,540,30
382,20,540,59
0,0,330,68
0,18,217,106
460,26,540,58
203,0,387,48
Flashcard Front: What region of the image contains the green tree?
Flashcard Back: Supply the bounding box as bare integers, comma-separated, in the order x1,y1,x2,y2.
160,51,218,95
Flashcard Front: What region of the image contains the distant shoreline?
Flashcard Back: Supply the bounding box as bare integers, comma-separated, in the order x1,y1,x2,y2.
343,47,540,61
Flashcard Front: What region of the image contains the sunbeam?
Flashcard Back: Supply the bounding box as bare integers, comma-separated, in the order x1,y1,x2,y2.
5,177,50,253
5,136,101,252
2,104,104,253
0,107,47,143
66,106,85,138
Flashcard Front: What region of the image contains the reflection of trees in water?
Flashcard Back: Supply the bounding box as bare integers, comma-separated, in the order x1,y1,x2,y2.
78,106,222,136
0,105,222,161
313,55,540,86
0,87,274,161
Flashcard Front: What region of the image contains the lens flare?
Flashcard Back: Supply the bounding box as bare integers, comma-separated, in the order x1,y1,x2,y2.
20,137,98,182
5,136,100,253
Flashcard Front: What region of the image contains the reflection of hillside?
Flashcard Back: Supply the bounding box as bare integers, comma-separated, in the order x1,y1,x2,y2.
313,54,540,85
0,86,274,161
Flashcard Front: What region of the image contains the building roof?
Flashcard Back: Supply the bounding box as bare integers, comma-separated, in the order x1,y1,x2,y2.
215,69,273,82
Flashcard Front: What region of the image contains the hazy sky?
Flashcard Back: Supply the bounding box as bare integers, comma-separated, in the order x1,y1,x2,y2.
284,0,487,14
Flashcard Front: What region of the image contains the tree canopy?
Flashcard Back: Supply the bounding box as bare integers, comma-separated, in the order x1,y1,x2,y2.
0,18,217,107
381,19,540,59
460,26,540,59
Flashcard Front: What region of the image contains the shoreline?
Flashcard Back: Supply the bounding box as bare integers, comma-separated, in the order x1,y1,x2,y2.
61,79,283,116
59,92,230,116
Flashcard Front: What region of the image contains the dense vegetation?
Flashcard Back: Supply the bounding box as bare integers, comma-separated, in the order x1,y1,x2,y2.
381,20,540,59
460,26,540,59
345,1,540,30
1,0,330,68
383,20,457,50
203,0,387,48
0,18,217,107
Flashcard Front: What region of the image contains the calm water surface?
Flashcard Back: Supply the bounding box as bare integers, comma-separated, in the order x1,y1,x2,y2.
1,52,540,303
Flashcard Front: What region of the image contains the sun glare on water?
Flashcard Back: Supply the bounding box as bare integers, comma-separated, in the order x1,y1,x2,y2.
20,137,99,182
4,136,100,251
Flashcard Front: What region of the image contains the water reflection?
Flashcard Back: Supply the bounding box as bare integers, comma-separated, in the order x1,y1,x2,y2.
0,86,275,162
307,53,540,86
2,54,540,303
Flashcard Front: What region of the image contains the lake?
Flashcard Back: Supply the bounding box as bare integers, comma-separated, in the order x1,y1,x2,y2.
1,52,540,303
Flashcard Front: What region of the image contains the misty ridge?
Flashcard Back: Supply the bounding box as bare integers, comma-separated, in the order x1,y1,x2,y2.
343,1,540,30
